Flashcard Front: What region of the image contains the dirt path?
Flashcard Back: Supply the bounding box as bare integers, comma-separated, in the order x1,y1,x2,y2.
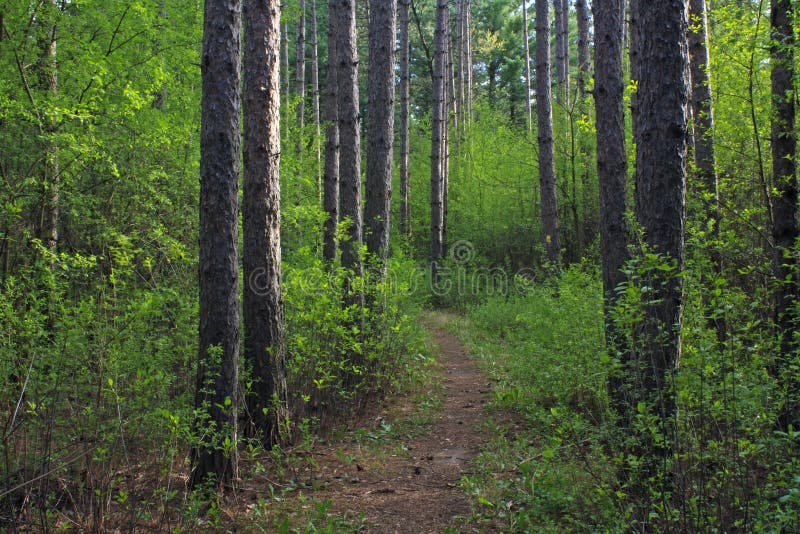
297,313,493,532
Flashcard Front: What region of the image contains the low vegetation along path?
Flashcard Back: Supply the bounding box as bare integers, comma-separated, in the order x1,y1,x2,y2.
307,314,493,532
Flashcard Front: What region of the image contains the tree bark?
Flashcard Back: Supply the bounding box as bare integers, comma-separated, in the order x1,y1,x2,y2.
243,0,289,447
192,0,241,489
630,0,689,429
323,0,340,264
464,0,472,122
295,0,306,137
38,0,58,252
431,0,447,280
523,0,533,131
770,0,799,430
310,0,322,200
535,0,560,266
593,0,628,404
576,0,590,98
399,0,411,236
365,0,396,271
334,0,362,277
553,0,569,102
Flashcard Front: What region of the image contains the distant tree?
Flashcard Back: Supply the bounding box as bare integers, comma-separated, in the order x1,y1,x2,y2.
575,0,590,97
334,0,362,277
243,0,288,446
769,0,798,430
323,0,340,264
535,0,560,266
36,0,59,252
310,0,322,198
365,0,397,273
295,0,306,137
398,0,412,236
553,0,569,101
192,0,242,489
522,0,533,131
430,0,448,280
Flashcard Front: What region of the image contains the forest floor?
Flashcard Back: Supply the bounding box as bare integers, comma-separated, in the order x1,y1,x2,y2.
238,312,505,533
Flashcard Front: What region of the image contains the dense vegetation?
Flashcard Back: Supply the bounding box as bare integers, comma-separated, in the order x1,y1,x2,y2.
0,0,798,531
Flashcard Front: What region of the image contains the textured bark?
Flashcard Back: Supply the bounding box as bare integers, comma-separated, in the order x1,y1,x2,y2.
770,0,799,429
399,0,411,236
295,0,306,134
334,0,362,276
243,0,288,447
365,0,396,270
192,0,241,489
535,0,560,266
281,21,290,138
323,0,340,263
430,0,447,278
523,0,533,131
553,0,569,101
631,0,689,408
593,0,628,402
576,0,590,97
38,0,58,252
310,0,322,198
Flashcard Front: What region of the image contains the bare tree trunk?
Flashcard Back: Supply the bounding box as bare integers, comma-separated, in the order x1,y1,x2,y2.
576,0,590,98
243,0,289,447
365,0,396,272
553,0,569,102
593,0,628,406
689,0,724,339
295,0,306,137
334,0,362,277
454,0,464,127
323,0,340,263
399,0,411,236
523,0,533,131
310,0,322,201
38,0,58,252
192,0,241,489
281,20,290,139
629,2,689,513
431,0,447,280
464,0,472,123
770,0,799,430
535,0,560,266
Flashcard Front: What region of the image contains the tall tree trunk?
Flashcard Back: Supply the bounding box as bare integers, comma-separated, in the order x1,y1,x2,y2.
295,0,306,139
37,0,58,252
192,0,241,489
310,0,322,201
365,0,396,272
770,0,799,430
523,0,533,131
593,0,628,407
399,0,411,236
454,0,464,127
431,0,447,280
464,0,472,122
535,0,560,266
629,1,689,512
576,0,590,98
334,0,362,277
689,0,724,339
281,20,290,139
323,0,340,263
243,0,288,447
554,0,569,102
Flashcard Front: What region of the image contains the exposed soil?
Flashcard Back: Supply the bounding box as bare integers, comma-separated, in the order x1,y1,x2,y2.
270,313,496,533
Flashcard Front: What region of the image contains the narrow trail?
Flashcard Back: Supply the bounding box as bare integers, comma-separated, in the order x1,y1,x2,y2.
300,313,495,532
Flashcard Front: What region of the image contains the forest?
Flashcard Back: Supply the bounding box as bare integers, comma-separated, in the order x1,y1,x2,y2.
1,0,799,531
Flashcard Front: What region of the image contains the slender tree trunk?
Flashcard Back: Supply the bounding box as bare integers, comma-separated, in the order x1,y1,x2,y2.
192,0,241,489
310,0,322,201
554,0,569,102
689,0,725,339
523,0,533,131
593,0,628,406
334,0,362,277
464,0,472,122
295,0,306,139
365,0,396,273
576,0,590,98
38,0,58,252
535,0,560,266
323,0,340,264
454,0,464,127
281,20,290,139
770,0,799,430
431,0,447,280
243,0,288,447
399,0,411,236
